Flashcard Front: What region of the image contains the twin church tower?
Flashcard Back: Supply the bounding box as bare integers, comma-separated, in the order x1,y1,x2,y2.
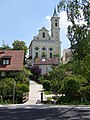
29,8,61,65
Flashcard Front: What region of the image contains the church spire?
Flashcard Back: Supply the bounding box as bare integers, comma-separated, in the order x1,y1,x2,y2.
53,7,58,17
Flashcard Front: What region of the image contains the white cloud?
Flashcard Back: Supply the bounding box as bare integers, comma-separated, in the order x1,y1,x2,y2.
75,10,87,25
60,11,72,31
45,12,71,33
44,11,87,55
45,16,51,22
44,12,70,52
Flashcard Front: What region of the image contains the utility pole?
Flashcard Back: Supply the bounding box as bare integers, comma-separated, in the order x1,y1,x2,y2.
13,81,16,104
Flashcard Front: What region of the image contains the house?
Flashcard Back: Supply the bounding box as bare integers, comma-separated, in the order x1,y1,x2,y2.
0,50,24,76
34,58,59,75
62,48,72,64
28,8,61,74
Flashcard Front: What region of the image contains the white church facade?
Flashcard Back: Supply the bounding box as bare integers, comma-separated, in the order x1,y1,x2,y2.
29,8,61,74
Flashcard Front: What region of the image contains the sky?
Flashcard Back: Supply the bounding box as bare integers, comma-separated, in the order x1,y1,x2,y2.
0,0,70,55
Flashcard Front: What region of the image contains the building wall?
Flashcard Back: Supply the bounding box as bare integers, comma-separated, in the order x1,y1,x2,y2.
39,64,52,75
29,8,61,67
31,40,61,60
62,48,72,64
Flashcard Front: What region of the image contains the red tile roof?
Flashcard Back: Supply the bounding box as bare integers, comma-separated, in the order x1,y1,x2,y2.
0,50,24,71
34,58,59,65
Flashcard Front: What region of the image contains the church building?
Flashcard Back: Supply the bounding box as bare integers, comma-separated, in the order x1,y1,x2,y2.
29,8,61,74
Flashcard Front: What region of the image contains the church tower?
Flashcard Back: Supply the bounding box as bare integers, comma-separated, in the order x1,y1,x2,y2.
29,7,61,74
51,7,60,40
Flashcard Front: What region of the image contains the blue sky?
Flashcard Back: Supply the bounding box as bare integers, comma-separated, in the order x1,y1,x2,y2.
0,0,70,55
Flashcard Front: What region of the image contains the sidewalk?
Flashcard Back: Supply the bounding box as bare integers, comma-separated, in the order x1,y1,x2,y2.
24,80,44,105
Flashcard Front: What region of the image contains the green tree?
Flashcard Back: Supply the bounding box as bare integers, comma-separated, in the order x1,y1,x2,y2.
0,78,14,102
49,65,66,81
80,54,90,82
60,75,88,100
0,45,11,50
58,0,90,61
12,40,28,55
0,68,30,104
42,80,51,91
30,66,41,82
47,65,66,93
12,40,28,64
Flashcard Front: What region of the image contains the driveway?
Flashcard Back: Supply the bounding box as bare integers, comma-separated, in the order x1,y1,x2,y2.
24,80,44,105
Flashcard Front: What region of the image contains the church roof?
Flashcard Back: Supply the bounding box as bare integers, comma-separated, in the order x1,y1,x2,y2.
39,26,49,32
53,7,58,17
34,58,59,65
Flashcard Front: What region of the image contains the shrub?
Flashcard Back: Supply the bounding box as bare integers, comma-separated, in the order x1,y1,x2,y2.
60,75,80,98
30,65,41,81
42,80,51,91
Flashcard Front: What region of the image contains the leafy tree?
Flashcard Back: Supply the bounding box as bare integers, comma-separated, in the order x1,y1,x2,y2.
0,78,14,102
0,45,11,50
30,65,41,81
80,54,90,82
79,85,90,103
12,40,28,64
41,65,66,93
58,0,90,61
60,75,88,100
49,65,66,81
0,68,30,104
12,40,28,55
5,68,30,84
42,80,51,91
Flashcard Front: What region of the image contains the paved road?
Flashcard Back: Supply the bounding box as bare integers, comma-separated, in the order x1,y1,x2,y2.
0,81,90,119
24,80,43,105
0,105,90,120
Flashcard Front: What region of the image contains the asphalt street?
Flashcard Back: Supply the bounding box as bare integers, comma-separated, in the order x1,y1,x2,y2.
0,105,90,120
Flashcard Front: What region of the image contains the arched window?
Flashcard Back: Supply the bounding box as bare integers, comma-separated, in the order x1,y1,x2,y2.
49,47,53,51
35,47,39,51
55,22,57,26
50,52,52,58
42,32,45,38
36,52,38,58
42,47,46,51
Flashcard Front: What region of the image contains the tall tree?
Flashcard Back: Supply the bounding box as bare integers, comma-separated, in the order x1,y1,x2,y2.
0,45,11,50
30,66,41,82
12,40,28,55
58,0,90,61
0,40,11,50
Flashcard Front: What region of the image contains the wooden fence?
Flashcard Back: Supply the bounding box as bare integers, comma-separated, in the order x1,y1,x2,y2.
22,92,29,103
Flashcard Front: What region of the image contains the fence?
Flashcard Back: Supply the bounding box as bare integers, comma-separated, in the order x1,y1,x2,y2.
22,92,29,103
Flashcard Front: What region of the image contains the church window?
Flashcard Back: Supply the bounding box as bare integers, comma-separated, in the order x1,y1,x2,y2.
55,22,57,26
49,48,53,51
42,47,46,51
35,52,38,58
55,19,57,22
42,32,45,38
50,52,52,58
35,47,39,51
